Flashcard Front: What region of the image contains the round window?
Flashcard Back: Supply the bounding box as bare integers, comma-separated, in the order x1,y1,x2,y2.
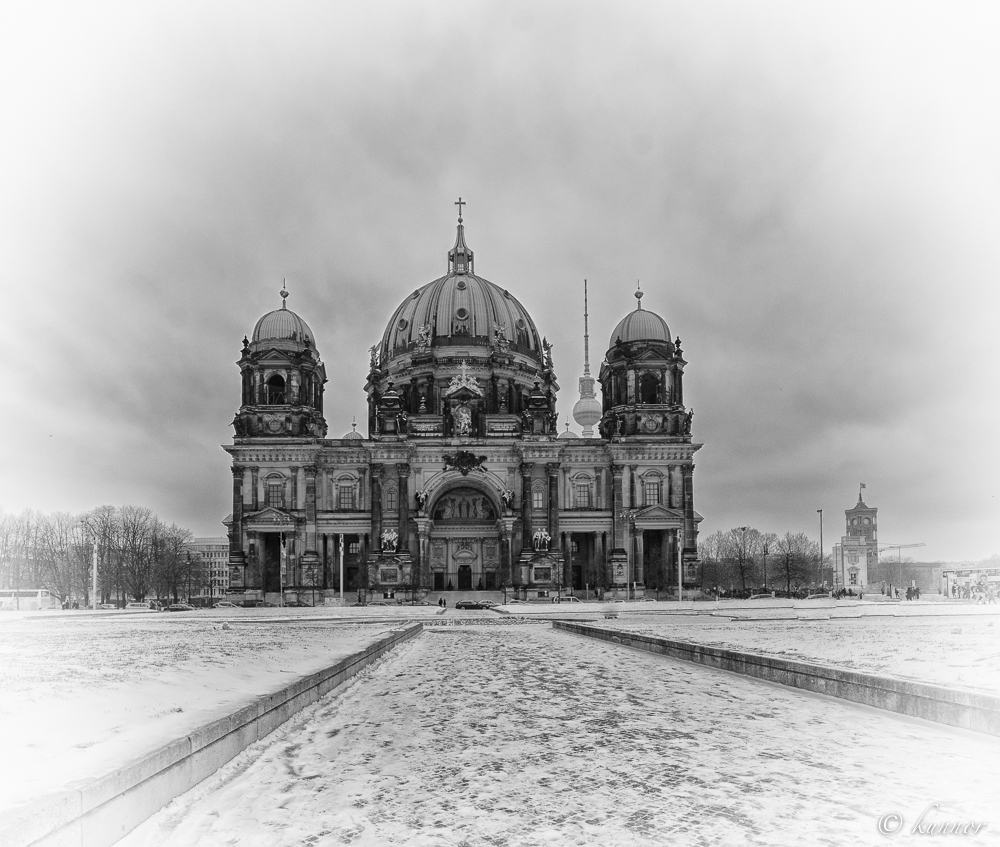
397,318,408,331
456,279,467,290
515,318,527,330
456,307,469,320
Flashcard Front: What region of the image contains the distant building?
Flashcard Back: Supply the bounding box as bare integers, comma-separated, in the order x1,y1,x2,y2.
832,494,878,589
185,537,230,602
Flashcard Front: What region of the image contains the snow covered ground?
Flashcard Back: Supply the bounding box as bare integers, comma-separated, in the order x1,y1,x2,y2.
497,601,1000,694
0,613,406,815
599,612,1000,695
118,625,1000,847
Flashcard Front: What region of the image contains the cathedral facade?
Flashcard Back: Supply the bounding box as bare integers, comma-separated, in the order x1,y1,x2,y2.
224,210,702,601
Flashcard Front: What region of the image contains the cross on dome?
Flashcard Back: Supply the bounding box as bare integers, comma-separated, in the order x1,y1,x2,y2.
455,196,466,221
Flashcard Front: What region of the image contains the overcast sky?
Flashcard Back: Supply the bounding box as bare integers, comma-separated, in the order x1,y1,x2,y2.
2,1,998,562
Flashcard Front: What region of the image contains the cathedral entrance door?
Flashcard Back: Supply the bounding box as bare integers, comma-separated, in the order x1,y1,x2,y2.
457,565,473,591
262,534,281,593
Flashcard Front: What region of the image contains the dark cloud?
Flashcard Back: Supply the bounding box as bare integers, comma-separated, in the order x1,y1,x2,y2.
1,1,998,559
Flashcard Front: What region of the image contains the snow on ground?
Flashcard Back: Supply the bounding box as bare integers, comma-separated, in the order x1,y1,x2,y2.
496,601,1000,695
120,625,1000,847
0,613,403,815
599,612,1000,695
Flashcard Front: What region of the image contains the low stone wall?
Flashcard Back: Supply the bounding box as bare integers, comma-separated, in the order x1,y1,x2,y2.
554,621,1000,737
5,624,423,847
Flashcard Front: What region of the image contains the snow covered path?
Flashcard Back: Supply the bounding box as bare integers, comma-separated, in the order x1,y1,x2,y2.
120,625,999,847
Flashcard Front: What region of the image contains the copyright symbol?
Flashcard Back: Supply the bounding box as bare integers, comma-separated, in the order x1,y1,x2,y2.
878,813,903,835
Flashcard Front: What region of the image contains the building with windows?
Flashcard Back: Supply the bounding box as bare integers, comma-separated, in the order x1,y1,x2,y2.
185,536,231,602
832,494,878,589
223,208,702,601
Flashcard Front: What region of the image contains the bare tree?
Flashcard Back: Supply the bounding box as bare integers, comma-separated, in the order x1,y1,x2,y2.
771,532,815,595
723,526,765,594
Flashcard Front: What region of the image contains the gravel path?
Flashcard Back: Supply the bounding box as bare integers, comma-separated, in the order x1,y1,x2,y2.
120,625,1000,847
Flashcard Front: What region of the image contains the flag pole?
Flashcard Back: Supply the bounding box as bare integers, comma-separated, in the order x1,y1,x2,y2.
339,534,345,606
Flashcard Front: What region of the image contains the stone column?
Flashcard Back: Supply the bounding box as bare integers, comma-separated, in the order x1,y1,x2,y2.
303,465,318,563
564,532,574,589
611,465,625,550
667,465,675,508
371,464,384,552
396,463,410,552
635,529,645,586
520,462,534,550
546,462,560,545
357,467,368,510
500,524,511,588
629,464,638,509
289,466,299,511
595,531,605,588
417,522,431,589
251,466,260,511
229,466,245,565
682,464,696,554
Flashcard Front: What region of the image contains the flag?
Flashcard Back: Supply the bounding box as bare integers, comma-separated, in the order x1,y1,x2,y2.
860,483,866,489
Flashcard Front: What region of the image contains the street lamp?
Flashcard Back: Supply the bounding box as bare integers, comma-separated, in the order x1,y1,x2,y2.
762,541,769,593
817,509,824,590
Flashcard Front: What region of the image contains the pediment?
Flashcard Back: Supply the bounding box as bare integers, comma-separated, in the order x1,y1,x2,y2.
256,349,296,364
633,504,684,524
632,347,671,363
243,507,298,527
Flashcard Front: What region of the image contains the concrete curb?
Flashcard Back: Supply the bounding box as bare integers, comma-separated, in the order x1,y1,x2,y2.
553,621,1000,737
4,623,423,847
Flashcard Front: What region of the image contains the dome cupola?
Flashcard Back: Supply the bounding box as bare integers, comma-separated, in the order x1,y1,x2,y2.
231,284,328,440
597,283,691,441
608,288,671,347
364,202,559,439
250,284,317,353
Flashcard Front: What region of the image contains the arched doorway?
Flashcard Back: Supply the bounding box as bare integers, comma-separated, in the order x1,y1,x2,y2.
428,485,502,590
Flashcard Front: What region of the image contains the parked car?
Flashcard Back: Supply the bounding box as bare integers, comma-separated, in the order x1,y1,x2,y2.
214,601,238,608
284,600,312,607
125,601,154,610
167,602,195,612
551,596,581,603
98,603,118,610
454,600,486,610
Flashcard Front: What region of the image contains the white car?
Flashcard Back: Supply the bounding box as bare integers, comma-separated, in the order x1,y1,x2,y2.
125,601,154,611
214,601,239,608
552,596,581,603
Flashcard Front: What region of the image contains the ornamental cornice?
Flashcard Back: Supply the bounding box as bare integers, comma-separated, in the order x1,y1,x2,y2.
227,448,322,464
609,445,696,463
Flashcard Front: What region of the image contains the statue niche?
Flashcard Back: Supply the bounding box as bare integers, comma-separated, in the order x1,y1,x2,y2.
433,487,496,522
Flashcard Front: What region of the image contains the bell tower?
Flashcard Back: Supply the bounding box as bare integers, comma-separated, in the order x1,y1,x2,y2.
232,284,328,439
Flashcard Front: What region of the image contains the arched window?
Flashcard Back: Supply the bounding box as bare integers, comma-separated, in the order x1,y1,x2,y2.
265,474,286,508
336,476,357,510
384,486,398,512
265,375,286,404
639,373,660,404
570,473,594,509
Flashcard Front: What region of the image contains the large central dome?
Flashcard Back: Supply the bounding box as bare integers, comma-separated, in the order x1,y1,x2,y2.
379,218,543,366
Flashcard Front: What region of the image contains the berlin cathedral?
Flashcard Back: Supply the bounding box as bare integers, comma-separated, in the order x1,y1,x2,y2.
224,205,702,601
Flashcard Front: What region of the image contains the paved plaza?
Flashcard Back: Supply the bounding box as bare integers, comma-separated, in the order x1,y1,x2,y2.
120,624,999,847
